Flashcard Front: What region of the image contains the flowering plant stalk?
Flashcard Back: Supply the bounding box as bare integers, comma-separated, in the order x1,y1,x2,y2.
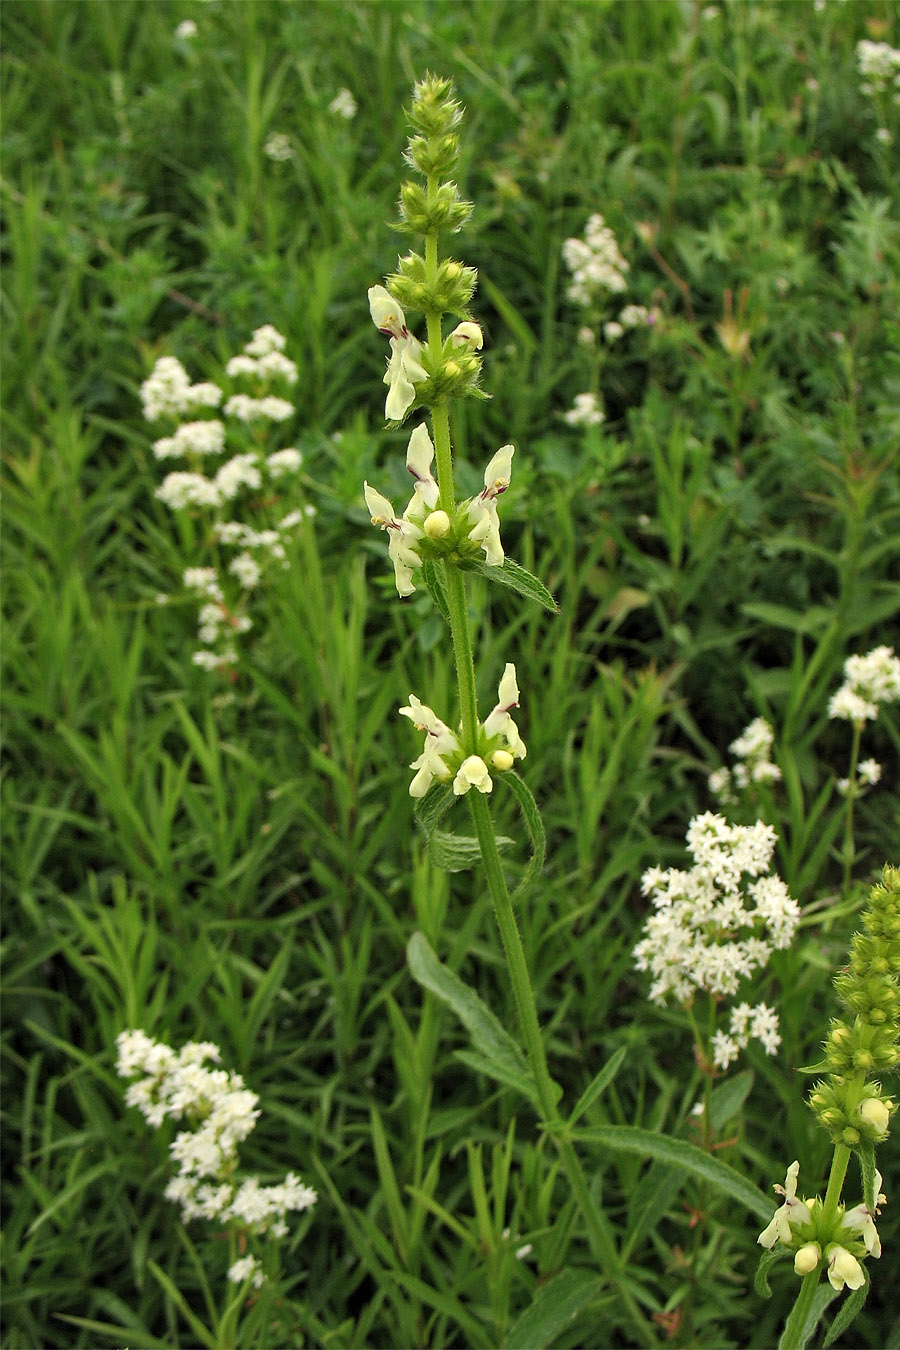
364,75,654,1343
756,865,898,1348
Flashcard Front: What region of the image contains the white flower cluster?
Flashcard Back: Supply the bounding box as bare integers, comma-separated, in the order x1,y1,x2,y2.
329,87,358,120
602,303,656,343
828,645,900,724
140,356,222,422
562,214,629,307
142,329,309,671
116,1030,317,1286
399,663,526,798
758,1160,884,1291
837,757,882,798
363,423,513,596
709,716,782,804
857,40,900,98
264,132,294,162
563,391,605,428
634,813,800,1062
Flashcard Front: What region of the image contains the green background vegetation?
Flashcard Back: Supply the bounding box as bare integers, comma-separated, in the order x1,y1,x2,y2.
2,1,899,1345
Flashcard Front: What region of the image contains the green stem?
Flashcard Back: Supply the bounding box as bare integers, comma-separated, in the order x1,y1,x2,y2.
820,1143,852,1232
467,789,657,1346
443,559,479,748
779,1269,822,1350
841,720,862,897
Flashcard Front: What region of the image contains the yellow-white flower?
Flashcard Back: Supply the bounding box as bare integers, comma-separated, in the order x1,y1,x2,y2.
368,285,427,420
453,754,492,796
825,1244,865,1292
398,694,460,797
483,663,526,760
463,444,514,567
758,1162,812,1248
363,483,424,597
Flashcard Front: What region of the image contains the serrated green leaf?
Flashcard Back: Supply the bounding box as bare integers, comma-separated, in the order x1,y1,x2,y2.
413,782,455,837
503,1268,607,1349
428,829,514,872
571,1126,773,1221
459,555,560,613
407,932,540,1107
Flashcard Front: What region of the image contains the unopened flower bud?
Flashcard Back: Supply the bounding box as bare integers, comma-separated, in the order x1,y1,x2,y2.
450,321,483,350
794,1243,821,1276
491,749,515,772
859,1096,891,1137
424,510,451,538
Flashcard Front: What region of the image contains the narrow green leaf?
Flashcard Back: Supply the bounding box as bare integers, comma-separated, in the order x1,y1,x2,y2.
147,1260,216,1348
567,1046,628,1128
500,769,546,904
421,559,450,623
407,932,539,1107
779,1282,837,1350
459,555,560,613
624,1161,683,1260
572,1126,773,1221
454,1049,540,1103
709,1069,754,1131
503,1268,608,1349
755,1246,788,1299
823,1266,868,1347
52,1316,169,1348
389,1270,486,1344
741,601,832,634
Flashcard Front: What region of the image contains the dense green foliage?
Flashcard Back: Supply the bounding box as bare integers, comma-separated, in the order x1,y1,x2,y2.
2,1,899,1346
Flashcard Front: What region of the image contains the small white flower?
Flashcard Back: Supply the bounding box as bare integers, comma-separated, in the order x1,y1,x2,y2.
405,424,440,508
229,552,262,589
175,19,198,39
245,325,286,357
825,1244,865,1292
155,471,221,510
858,758,882,786
228,1255,265,1288
794,1243,821,1275
462,445,514,567
758,1161,813,1248
453,754,493,796
449,321,483,350
215,453,262,500
483,663,526,760
264,132,294,162
363,482,425,597
368,286,427,420
329,87,358,120
564,392,605,427
399,694,460,797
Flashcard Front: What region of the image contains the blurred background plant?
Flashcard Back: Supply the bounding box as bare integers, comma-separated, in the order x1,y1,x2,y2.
2,1,898,1346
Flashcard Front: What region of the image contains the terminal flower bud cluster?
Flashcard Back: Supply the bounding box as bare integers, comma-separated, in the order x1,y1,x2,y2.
758,1160,885,1291
808,865,900,1148
141,329,313,672
399,663,526,798
116,1030,317,1288
709,716,782,806
634,813,800,1067
364,426,514,595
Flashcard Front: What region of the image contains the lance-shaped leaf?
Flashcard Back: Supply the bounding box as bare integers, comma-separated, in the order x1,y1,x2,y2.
407,931,540,1107
459,556,560,614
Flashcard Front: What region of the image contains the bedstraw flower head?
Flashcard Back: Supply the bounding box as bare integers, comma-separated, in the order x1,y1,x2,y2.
116,1029,317,1280
828,645,900,724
